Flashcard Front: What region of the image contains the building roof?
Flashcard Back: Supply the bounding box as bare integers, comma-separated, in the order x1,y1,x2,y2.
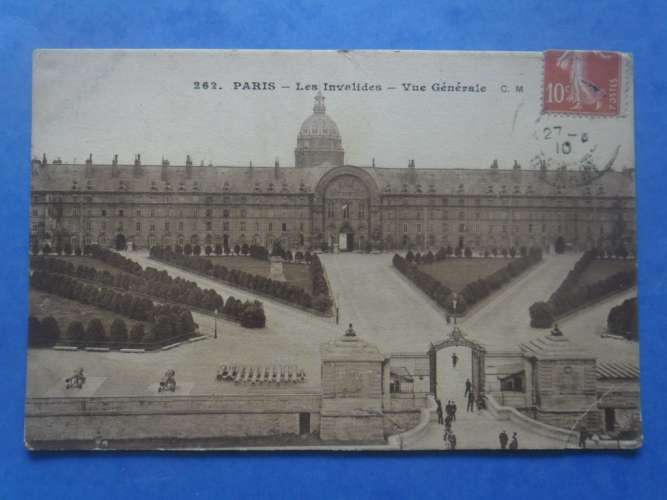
596,361,640,380
31,161,635,199
521,333,595,360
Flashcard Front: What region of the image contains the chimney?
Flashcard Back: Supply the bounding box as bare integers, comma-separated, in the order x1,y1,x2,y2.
42,153,48,166
186,155,193,179
274,157,280,178
112,153,120,178
372,157,376,168
161,156,169,181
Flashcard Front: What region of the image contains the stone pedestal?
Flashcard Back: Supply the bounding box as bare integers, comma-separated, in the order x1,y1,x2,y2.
319,331,386,442
522,333,600,431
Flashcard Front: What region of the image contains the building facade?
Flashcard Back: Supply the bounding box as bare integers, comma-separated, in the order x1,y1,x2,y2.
30,93,636,254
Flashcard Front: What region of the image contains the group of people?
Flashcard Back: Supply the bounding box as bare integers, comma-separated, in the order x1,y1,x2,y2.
498,430,519,450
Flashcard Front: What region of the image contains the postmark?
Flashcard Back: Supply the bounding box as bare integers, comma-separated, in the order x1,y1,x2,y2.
543,50,622,116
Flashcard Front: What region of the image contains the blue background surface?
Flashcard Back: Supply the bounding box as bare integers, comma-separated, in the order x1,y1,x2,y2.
1,1,666,498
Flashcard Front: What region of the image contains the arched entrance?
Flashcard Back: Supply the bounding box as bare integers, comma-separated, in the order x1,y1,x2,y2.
428,327,486,409
314,166,380,253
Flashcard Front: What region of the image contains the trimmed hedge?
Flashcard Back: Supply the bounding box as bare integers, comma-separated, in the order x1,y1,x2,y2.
150,247,332,314
30,254,265,327
607,297,638,341
529,250,637,328
394,249,543,315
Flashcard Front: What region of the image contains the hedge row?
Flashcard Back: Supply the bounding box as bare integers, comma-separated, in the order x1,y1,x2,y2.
607,297,638,341
394,248,543,315
31,270,196,328
393,254,459,313
405,245,538,264
31,259,266,329
149,247,332,313
529,250,637,328
28,313,189,349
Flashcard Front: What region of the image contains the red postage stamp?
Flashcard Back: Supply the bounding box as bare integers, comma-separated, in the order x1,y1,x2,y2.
543,50,622,116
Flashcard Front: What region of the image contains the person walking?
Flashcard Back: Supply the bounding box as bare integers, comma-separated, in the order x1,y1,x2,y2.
579,426,589,449
464,378,472,398
444,414,452,432
509,432,519,450
499,430,509,449
451,352,458,368
452,401,457,421
448,432,457,450
466,390,475,412
436,399,444,425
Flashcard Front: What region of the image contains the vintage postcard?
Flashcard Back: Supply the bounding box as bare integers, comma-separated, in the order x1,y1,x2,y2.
25,49,640,450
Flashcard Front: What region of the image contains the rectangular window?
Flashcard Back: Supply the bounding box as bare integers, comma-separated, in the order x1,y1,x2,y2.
223,222,230,231
101,222,106,231
442,222,449,233
240,222,246,232
165,222,170,231
417,223,422,234
268,222,273,232
150,209,155,217
118,209,124,217
403,223,408,233
528,224,533,233
32,208,38,217
136,222,141,232
178,221,183,231
136,209,141,217
206,221,212,231
459,223,465,232
299,222,304,231
101,209,107,217
150,224,155,232
282,222,287,232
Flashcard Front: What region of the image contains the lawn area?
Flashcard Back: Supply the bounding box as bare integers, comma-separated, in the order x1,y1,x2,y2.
418,258,514,292
54,255,135,276
204,256,313,294
30,290,146,337
576,259,636,288
204,256,271,277
283,263,313,295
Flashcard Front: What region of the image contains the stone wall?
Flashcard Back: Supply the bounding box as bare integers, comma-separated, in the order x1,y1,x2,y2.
25,394,321,446
321,361,383,399
536,408,602,432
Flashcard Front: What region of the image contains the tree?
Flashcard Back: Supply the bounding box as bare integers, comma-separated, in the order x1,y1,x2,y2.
110,318,128,344
214,243,223,255
129,322,145,343
233,243,240,255
193,244,201,256
38,316,61,345
42,243,51,254
184,243,192,256
85,318,106,344
529,302,554,328
554,236,566,254
464,247,473,258
64,320,85,344
241,243,249,255
28,316,43,347
607,297,638,340
406,250,415,263
63,242,73,255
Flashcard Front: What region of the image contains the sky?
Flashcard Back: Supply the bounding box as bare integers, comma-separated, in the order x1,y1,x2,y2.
32,50,635,171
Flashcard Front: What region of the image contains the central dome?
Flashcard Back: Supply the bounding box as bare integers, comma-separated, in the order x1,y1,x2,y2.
295,92,344,168
298,92,341,140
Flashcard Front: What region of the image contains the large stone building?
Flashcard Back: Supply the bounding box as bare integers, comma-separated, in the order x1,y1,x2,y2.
30,92,636,254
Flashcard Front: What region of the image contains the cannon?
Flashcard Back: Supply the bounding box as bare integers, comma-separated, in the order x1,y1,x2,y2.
65,368,86,390
158,369,176,392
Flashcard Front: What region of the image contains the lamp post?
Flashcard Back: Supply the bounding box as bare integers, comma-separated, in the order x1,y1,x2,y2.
214,308,218,339
452,295,458,325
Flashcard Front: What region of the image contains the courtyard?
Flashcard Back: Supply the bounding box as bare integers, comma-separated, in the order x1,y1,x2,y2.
27,251,637,396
